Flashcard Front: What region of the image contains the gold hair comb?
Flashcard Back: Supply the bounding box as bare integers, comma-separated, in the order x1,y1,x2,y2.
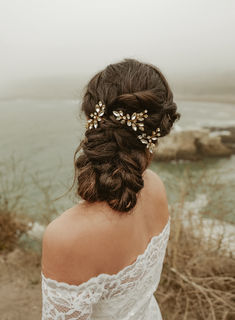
112,109,148,131
86,101,106,129
137,128,161,153
86,101,161,154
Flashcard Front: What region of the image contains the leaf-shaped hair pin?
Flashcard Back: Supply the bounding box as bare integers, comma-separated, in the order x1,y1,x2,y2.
137,128,161,153
86,101,106,130
112,109,148,131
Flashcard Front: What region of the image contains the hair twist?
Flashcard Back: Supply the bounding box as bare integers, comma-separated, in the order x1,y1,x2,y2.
68,58,180,213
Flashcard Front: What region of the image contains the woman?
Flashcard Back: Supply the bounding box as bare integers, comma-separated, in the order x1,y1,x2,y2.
41,58,180,319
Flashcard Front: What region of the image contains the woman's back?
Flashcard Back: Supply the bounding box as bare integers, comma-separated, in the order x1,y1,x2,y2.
41,170,171,320
41,169,169,285
41,58,180,319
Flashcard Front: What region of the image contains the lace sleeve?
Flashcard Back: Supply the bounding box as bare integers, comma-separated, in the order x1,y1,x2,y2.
41,272,104,320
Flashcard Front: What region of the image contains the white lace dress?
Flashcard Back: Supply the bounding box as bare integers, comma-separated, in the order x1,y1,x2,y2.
41,216,170,320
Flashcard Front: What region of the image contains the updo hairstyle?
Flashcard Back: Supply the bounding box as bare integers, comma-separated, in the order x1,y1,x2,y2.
71,59,180,214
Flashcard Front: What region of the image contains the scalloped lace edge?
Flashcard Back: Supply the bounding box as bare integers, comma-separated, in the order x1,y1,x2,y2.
41,215,171,290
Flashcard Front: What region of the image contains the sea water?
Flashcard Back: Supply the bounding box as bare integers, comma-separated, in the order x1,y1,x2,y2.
0,99,234,224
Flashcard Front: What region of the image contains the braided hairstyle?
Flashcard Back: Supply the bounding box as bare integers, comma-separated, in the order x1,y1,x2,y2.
71,59,180,214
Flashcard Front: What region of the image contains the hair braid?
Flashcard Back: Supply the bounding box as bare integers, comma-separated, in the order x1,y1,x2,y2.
67,58,180,213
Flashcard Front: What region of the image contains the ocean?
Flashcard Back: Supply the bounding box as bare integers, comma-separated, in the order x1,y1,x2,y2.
0,98,234,224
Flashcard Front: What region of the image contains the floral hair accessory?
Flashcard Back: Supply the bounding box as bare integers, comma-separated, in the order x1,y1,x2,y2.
86,102,161,154
86,101,106,129
137,128,161,153
112,109,148,131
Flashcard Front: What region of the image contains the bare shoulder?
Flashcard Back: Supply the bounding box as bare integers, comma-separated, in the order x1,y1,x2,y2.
41,205,101,284
144,168,168,197
142,168,170,223
41,170,169,285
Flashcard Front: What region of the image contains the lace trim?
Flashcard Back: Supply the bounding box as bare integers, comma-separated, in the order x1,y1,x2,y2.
41,216,171,290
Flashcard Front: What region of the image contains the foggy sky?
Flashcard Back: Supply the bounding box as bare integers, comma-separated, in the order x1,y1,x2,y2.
1,0,235,88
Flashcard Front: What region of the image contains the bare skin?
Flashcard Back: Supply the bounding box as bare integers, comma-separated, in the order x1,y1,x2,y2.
41,168,170,285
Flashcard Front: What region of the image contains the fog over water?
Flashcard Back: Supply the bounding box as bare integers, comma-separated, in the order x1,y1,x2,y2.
0,1,234,225
1,0,235,99
0,98,234,225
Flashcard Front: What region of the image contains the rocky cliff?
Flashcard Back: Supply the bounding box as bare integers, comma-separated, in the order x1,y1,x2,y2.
154,126,235,161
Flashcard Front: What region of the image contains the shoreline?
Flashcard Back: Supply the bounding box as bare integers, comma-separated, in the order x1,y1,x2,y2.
175,94,235,105
0,94,235,105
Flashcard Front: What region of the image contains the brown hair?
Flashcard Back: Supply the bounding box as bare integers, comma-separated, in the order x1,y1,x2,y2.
69,58,180,214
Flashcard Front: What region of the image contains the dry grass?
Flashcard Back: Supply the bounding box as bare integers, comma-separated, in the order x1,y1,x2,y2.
0,208,29,253
0,156,31,253
0,155,235,319
155,200,235,319
153,162,235,318
0,155,61,253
